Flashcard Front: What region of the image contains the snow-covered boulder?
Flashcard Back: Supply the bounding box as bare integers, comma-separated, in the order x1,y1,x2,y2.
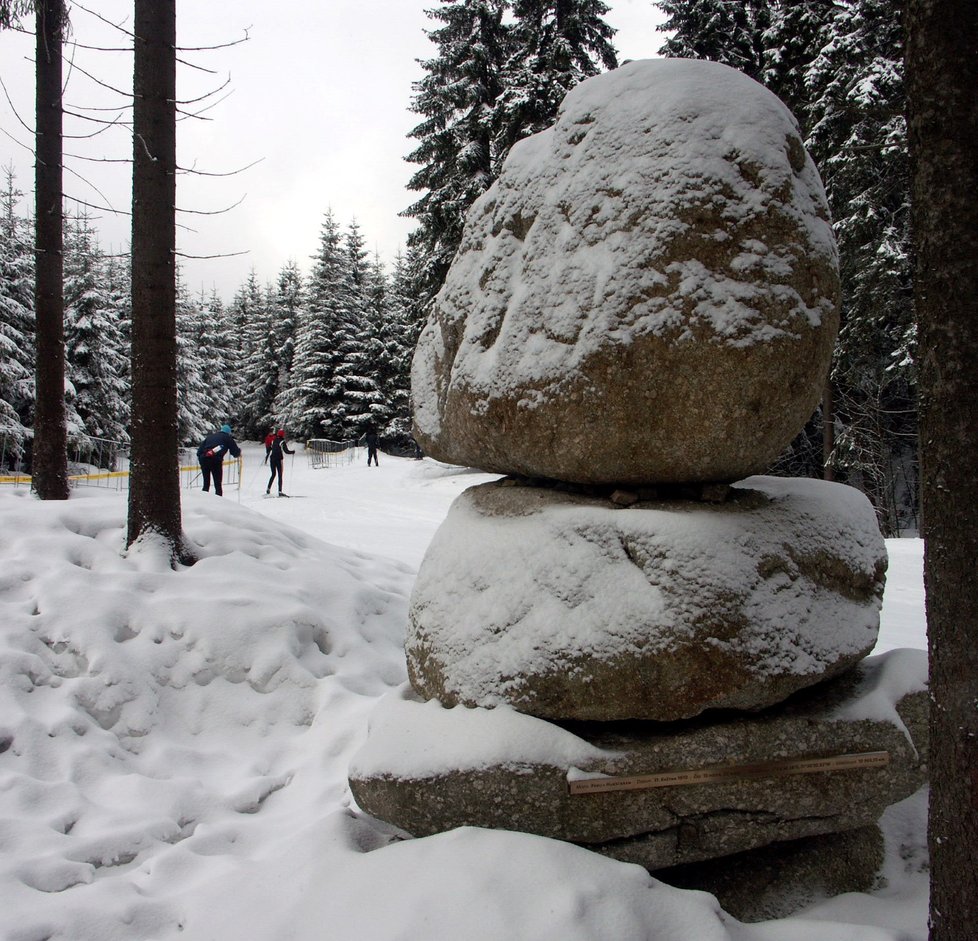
411,58,839,485
349,650,927,869
406,476,886,722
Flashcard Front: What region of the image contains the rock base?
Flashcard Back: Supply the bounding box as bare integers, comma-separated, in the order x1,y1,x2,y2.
651,825,886,922
350,651,927,870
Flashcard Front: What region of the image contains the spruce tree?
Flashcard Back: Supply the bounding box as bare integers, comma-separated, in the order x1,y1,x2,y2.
656,0,916,533
270,259,304,422
0,166,34,452
404,0,509,312
63,213,128,445
806,0,915,532
330,220,388,437
496,0,617,159
385,249,426,441
196,288,238,430
127,0,187,560
281,211,349,440
174,284,211,446
32,0,70,499
362,252,401,435
906,3,978,932
175,283,238,442
656,0,770,79
234,269,278,439
761,0,837,134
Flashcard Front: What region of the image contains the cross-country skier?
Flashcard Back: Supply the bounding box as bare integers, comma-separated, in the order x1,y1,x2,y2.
196,424,241,496
266,429,295,496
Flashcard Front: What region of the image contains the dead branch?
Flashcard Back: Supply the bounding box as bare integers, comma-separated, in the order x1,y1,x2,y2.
175,249,251,260
176,89,234,121
176,157,264,178
175,75,231,106
0,125,34,155
63,193,129,216
175,194,247,216
63,59,132,100
176,56,219,76
63,164,120,218
62,110,130,139
174,28,251,53
0,74,35,134
62,152,132,164
70,1,135,40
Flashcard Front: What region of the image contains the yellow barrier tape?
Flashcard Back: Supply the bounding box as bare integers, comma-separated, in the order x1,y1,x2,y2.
67,470,130,481
3,457,241,485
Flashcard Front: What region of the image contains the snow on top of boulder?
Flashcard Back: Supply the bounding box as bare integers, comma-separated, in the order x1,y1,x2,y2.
351,650,923,782
349,683,615,779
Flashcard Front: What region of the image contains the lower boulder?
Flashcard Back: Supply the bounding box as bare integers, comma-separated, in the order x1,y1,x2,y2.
406,475,887,721
349,650,927,870
651,824,887,922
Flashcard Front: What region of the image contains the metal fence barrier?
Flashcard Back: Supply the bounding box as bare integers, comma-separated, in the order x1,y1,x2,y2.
306,438,360,469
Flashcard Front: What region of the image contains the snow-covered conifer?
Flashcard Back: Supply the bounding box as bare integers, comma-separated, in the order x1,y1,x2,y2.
0,167,34,450
280,211,349,440
656,0,770,78
174,280,211,446
805,0,914,533
496,0,617,161
329,220,388,437
63,212,128,444
403,0,509,310
232,269,279,439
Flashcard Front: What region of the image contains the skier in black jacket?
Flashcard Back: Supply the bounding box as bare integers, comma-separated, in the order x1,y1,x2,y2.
196,424,241,496
365,426,379,467
266,429,295,496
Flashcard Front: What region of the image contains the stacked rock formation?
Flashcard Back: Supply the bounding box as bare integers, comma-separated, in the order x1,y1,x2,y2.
349,58,927,916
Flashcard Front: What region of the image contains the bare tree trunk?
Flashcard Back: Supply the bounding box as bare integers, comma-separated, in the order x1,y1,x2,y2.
905,2,978,938
32,0,69,500
127,0,190,562
821,377,835,482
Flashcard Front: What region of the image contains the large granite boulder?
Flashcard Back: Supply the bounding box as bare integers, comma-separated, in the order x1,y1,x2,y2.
411,58,840,485
406,476,886,722
349,650,928,870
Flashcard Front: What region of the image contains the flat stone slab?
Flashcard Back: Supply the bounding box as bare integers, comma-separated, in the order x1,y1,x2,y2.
349,650,927,870
407,476,886,721
411,58,839,485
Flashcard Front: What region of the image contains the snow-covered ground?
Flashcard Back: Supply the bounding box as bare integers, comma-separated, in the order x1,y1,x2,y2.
0,443,928,940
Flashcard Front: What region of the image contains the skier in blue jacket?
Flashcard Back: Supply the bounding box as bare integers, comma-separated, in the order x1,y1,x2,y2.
196,424,241,496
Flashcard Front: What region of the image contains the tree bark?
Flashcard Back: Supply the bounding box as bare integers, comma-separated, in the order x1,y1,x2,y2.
821,378,835,482
905,2,978,938
127,0,189,562
32,0,69,499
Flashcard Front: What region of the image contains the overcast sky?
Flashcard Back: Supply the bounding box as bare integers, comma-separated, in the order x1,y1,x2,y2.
0,1,667,300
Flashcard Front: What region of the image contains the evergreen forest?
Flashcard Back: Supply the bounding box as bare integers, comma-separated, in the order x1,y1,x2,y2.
0,0,917,534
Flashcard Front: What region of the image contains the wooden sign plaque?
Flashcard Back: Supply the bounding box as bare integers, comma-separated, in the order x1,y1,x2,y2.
568,750,890,795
